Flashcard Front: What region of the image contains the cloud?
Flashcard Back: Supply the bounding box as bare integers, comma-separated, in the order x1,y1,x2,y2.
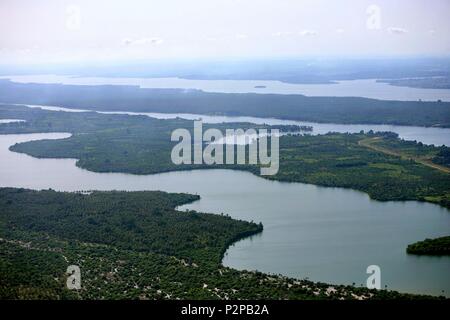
387,27,408,35
122,37,163,46
235,34,248,40
300,30,317,37
272,31,293,37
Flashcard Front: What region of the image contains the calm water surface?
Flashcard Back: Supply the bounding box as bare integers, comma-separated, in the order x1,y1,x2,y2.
16,104,450,146
2,74,450,102
0,133,449,296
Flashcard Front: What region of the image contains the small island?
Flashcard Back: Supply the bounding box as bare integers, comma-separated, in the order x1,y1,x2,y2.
254,85,267,89
407,236,450,256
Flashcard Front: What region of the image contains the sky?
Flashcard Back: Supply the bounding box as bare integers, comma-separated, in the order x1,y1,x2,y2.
1,0,450,64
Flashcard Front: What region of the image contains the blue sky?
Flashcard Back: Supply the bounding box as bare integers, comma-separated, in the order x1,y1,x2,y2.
1,0,449,64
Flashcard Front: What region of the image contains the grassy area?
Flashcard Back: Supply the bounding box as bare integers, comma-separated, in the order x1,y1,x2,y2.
360,136,450,173
267,133,450,208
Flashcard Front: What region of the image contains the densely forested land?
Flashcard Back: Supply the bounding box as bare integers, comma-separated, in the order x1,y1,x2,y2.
378,77,450,90
1,105,449,209
265,133,450,208
434,148,450,167
1,79,450,127
407,237,450,256
0,188,438,300
0,104,307,174
1,106,449,299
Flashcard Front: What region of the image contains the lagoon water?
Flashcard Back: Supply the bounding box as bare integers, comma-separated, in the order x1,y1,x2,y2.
0,133,449,296
2,74,450,102
130,112,450,147
18,104,450,146
1,76,450,296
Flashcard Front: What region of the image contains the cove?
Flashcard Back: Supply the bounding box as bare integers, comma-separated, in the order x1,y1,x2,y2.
0,132,449,296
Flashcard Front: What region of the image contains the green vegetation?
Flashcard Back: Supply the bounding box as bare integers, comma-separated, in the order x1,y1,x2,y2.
267,132,450,208
433,148,450,168
1,104,449,300
1,105,449,209
357,135,450,177
378,77,450,90
0,104,307,174
407,237,450,256
1,79,450,127
364,134,450,168
0,188,437,300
